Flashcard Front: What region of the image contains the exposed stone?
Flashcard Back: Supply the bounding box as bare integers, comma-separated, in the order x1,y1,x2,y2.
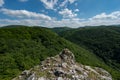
58,77,63,80
38,77,46,80
59,48,75,64
13,48,112,80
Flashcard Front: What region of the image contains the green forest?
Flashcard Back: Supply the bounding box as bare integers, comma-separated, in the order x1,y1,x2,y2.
0,26,120,80
55,26,120,80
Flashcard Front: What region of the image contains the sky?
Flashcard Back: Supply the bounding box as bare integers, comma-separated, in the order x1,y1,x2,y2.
0,0,120,27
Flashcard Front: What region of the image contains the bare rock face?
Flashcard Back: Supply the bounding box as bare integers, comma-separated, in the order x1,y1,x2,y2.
13,49,112,80
59,48,75,64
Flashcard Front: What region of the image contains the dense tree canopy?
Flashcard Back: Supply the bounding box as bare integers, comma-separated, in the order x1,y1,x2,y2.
0,26,110,80
57,26,120,80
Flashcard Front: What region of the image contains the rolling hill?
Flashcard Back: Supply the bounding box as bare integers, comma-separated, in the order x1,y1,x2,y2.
56,26,120,80
0,26,112,80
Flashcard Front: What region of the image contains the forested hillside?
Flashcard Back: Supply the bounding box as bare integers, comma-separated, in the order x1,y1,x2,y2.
58,26,120,80
0,26,110,80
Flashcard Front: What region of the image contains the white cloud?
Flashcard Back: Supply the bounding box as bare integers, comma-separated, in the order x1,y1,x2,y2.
0,19,42,26
74,9,79,12
40,0,58,10
60,0,77,7
69,0,76,4
40,0,77,10
1,10,120,28
59,8,77,18
0,8,51,20
60,0,68,7
90,11,120,20
1,16,120,28
0,18,84,28
0,0,4,7
87,11,120,26
19,0,28,2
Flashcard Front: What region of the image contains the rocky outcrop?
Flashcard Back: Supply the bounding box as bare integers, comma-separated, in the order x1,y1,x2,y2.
13,48,112,80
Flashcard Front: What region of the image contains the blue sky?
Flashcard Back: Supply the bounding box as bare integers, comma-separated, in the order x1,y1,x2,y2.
0,0,120,27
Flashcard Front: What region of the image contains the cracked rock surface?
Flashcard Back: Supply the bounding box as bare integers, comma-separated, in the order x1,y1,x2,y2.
13,49,112,80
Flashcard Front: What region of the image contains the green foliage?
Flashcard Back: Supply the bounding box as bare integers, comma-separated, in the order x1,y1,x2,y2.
0,26,107,80
59,26,120,80
50,27,72,34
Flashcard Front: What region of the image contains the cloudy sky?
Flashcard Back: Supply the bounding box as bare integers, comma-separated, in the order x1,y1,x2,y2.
0,0,120,27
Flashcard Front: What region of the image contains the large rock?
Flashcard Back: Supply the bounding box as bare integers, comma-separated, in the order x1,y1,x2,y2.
59,48,75,64
13,49,112,80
